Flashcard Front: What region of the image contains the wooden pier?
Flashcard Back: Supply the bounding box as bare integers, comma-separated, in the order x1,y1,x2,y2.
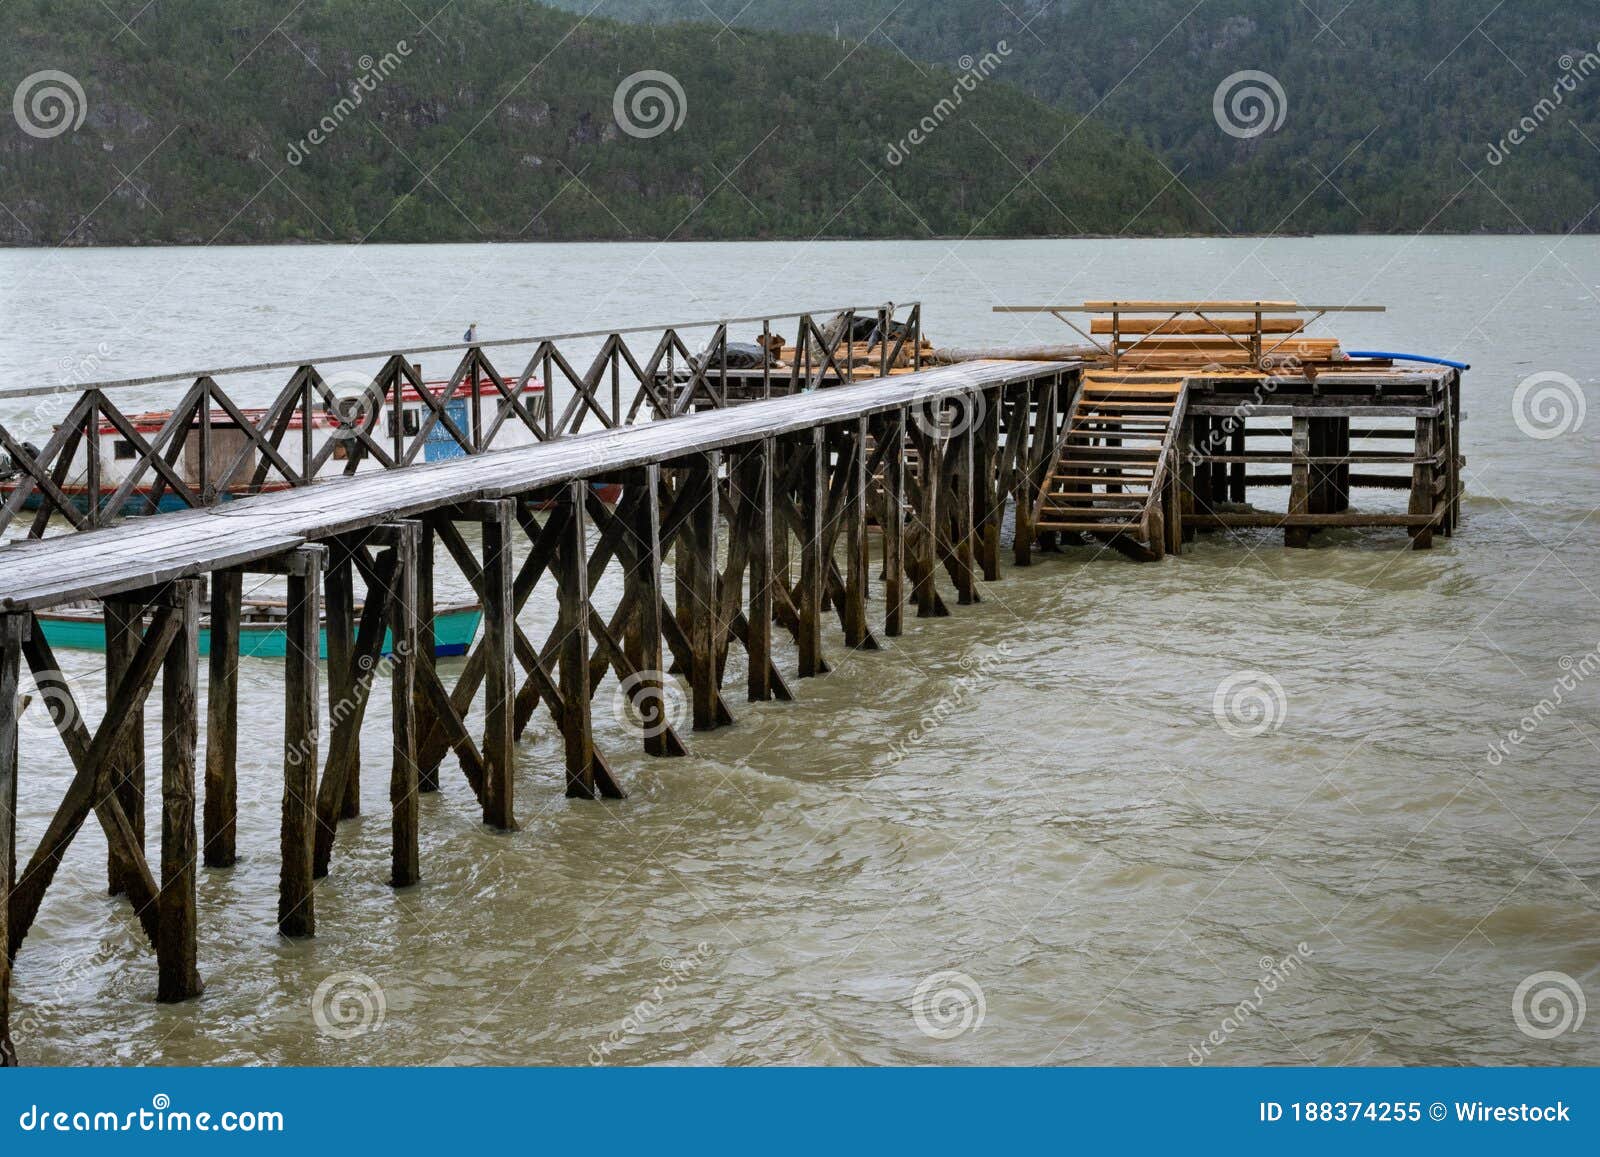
0,302,1464,1064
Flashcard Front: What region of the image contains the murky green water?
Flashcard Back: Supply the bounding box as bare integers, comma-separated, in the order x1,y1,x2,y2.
1,237,1597,1066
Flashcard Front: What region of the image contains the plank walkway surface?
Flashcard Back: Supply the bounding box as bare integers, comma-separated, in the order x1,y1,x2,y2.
0,360,1066,612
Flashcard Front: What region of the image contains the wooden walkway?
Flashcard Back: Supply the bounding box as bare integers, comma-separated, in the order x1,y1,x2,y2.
0,305,1466,1066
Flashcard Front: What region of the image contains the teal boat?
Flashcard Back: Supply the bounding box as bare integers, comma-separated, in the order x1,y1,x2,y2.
36,598,482,660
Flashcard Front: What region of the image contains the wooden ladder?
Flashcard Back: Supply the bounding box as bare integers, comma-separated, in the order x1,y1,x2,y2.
1034,370,1189,558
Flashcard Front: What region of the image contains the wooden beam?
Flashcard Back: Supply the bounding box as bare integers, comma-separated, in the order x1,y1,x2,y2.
624,464,686,757
0,615,24,1066
324,546,361,821
1286,416,1311,549
104,598,147,893
914,423,944,617
797,427,827,676
741,439,780,700
557,482,623,799
976,392,1002,582
202,572,242,869
686,452,728,727
843,417,879,650
880,410,907,638
481,500,518,830
279,547,322,937
157,579,203,1004
388,521,422,885
415,521,439,793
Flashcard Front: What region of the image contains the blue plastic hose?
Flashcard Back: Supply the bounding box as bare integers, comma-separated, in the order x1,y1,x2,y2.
1346,350,1471,371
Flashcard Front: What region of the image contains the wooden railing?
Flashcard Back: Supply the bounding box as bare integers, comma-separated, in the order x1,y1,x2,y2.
0,303,921,538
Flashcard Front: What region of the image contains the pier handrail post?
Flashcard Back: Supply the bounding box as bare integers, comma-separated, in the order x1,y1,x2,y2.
0,614,25,1065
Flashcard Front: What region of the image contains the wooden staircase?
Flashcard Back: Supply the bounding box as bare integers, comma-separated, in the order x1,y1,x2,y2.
1034,370,1189,558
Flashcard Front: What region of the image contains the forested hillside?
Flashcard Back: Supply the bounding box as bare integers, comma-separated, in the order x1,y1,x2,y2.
550,0,1600,233
0,0,1203,244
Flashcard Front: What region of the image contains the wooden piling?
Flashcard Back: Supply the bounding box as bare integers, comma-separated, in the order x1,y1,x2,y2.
388,521,421,886
742,440,777,701
416,522,440,792
203,571,242,869
1286,416,1311,549
686,452,724,727
881,410,906,638
104,598,147,892
843,417,876,649
481,499,518,829
157,579,203,1004
797,428,827,676
279,547,322,937
557,482,601,797
0,615,24,1066
324,548,360,820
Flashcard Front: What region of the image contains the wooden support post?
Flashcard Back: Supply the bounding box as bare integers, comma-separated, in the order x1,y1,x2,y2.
915,422,944,617
558,481,613,798
157,579,203,1004
202,572,241,869
481,499,518,830
743,439,777,701
416,520,440,792
269,546,324,938
324,548,360,820
843,416,878,650
1229,423,1246,503
951,423,977,605
104,598,147,893
1286,416,1311,549
389,521,421,886
626,465,684,757
1409,416,1436,550
1011,388,1036,569
687,451,726,727
797,428,828,676
881,410,906,638
0,615,24,1066
1179,413,1198,543
976,393,1002,582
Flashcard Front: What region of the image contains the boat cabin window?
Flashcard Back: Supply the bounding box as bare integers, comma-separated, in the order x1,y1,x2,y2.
387,410,421,437
114,439,137,460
